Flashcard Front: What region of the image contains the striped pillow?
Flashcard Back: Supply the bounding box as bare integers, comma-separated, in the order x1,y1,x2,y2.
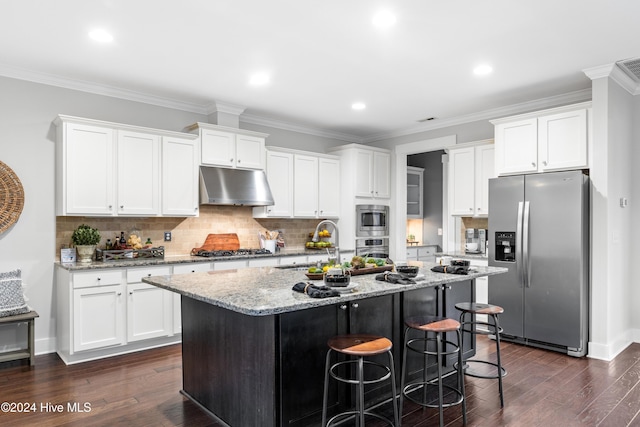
0,269,29,317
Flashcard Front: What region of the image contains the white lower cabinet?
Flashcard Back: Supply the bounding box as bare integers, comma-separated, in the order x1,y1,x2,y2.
126,266,173,342
56,265,181,364
73,284,125,352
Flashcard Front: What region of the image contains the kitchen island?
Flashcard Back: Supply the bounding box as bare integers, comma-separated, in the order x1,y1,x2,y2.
143,263,506,427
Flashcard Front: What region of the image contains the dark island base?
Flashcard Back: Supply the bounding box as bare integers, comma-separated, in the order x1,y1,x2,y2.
180,279,476,427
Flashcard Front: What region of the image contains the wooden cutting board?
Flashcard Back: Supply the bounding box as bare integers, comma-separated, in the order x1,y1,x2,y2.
191,233,240,254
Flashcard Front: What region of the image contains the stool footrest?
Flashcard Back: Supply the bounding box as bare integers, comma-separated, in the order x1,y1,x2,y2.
326,410,397,427
460,359,507,379
402,382,465,408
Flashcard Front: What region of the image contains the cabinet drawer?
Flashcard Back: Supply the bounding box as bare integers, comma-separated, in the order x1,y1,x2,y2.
280,256,308,266
127,266,172,283
173,263,212,274
417,247,435,257
248,257,279,267
73,270,123,289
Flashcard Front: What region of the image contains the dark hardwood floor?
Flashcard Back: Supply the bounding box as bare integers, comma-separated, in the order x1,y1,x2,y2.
1,336,640,426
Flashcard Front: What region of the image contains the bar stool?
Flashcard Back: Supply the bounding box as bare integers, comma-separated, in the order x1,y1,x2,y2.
399,316,466,427
322,334,399,427
455,302,506,407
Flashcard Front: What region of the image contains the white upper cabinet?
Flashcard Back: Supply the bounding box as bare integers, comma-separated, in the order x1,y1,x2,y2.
293,154,319,217
55,115,199,217
162,136,199,216
190,123,268,170
448,141,495,216
492,102,590,176
253,148,340,219
353,149,390,199
318,157,340,218
56,121,115,216
263,150,294,217
407,166,424,219
117,130,160,216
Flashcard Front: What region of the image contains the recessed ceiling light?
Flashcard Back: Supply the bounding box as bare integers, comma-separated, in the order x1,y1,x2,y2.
372,10,397,28
88,29,113,43
473,64,493,76
352,102,366,110
249,73,270,86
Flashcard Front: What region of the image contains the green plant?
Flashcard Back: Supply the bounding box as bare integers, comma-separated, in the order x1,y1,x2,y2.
71,224,101,246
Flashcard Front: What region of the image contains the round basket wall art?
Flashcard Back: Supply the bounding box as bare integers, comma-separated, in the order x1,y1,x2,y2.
0,160,25,234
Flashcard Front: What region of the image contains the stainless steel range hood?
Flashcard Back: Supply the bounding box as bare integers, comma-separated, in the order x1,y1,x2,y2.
199,166,274,206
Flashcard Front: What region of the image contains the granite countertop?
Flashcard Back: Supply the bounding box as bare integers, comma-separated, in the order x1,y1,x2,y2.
55,248,337,271
435,251,488,260
142,262,507,317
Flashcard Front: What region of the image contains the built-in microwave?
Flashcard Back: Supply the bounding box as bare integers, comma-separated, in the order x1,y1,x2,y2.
356,204,389,237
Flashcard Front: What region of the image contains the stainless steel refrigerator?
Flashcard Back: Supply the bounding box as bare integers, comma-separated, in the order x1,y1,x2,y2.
488,170,589,357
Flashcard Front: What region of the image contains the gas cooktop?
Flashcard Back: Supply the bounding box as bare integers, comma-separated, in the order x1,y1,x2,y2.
193,248,272,258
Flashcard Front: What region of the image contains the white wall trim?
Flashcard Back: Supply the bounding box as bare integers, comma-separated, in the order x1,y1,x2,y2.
588,329,636,361
391,135,457,261
241,113,363,143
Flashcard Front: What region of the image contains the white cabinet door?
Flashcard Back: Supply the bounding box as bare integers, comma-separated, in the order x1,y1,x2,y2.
201,129,235,167
73,285,125,352
61,123,115,215
474,144,495,216
495,118,538,175
449,147,475,215
235,134,265,169
126,283,173,342
538,109,588,172
117,130,160,216
293,154,319,217
353,149,390,199
318,157,340,218
406,247,418,261
213,260,248,270
162,136,199,216
354,150,374,198
373,151,391,198
265,151,294,217
173,263,212,274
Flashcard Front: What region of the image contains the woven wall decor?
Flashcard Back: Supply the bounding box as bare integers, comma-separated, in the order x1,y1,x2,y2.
0,160,25,234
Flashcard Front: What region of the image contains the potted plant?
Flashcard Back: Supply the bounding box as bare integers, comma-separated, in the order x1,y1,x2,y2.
71,224,101,263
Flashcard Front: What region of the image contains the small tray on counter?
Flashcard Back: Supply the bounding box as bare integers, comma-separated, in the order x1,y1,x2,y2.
349,265,393,276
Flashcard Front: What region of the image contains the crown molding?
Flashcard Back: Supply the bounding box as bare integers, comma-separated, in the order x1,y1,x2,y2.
240,112,364,143
362,88,592,143
0,63,212,114
206,101,247,116
0,62,599,144
583,63,640,95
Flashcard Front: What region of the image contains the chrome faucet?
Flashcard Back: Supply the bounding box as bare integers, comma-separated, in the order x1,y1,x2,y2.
312,220,340,264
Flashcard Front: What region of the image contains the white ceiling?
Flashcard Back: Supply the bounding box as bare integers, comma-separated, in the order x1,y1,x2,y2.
0,1,638,142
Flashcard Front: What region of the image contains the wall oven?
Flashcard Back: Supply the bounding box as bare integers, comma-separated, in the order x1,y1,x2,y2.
355,237,389,259
356,204,389,237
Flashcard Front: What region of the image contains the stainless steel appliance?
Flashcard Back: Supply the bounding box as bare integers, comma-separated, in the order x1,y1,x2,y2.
356,204,389,237
355,237,389,259
488,170,589,356
465,228,487,254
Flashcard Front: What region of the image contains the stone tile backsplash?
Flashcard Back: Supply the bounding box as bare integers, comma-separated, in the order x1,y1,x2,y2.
55,206,325,260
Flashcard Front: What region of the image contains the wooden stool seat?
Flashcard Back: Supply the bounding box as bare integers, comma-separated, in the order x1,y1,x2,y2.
405,315,461,333
0,310,39,366
328,334,392,356
455,302,504,316
323,333,399,426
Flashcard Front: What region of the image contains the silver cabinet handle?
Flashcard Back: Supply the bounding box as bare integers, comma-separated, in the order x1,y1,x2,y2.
129,291,133,295
120,205,124,209
352,303,359,309
237,159,241,163
542,161,547,166
117,292,122,296
230,158,234,162
531,162,536,167
340,304,347,310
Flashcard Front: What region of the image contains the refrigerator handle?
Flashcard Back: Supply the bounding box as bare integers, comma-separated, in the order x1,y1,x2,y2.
523,201,531,287
516,201,524,288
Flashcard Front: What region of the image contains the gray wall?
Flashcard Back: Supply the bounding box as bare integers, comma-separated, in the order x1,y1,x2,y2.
407,151,445,248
